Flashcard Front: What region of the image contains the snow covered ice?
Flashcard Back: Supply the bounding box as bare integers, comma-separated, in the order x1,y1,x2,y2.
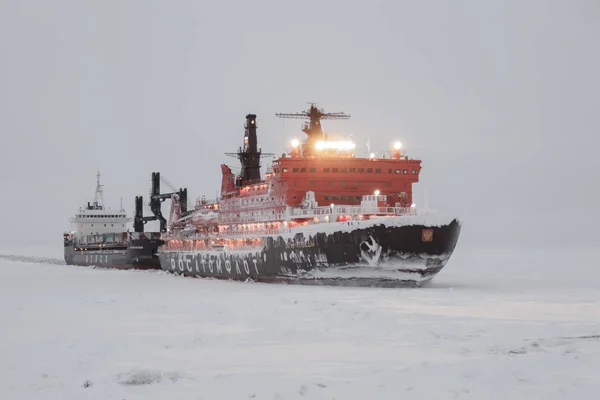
1,245,599,399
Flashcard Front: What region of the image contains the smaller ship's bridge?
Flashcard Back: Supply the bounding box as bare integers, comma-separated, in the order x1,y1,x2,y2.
69,171,131,238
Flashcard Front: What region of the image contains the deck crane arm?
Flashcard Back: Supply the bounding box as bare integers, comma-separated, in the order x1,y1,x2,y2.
133,172,189,233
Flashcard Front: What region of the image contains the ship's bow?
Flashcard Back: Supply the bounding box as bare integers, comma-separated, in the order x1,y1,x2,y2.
356,215,461,283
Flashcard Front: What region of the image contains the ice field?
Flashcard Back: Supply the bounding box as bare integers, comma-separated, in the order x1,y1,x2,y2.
1,244,599,399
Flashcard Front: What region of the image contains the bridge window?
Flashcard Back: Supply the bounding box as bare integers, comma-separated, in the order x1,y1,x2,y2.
292,168,299,172
367,168,373,173
341,168,347,173
395,169,401,174
282,168,288,172
403,169,408,174
388,169,392,173
341,196,347,200
332,196,339,200
358,168,364,173
350,168,356,172
412,169,418,174
300,167,306,172
324,168,330,172
375,168,381,173
310,167,316,172
324,196,330,200
332,168,338,172
355,196,361,200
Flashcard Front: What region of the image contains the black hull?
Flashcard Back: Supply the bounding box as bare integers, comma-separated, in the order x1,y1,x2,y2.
158,217,461,286
64,238,163,270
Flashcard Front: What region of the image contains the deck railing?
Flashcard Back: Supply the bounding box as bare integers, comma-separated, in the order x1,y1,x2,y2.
291,205,415,217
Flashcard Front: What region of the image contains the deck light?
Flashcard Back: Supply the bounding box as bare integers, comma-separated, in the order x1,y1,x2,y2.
316,140,356,151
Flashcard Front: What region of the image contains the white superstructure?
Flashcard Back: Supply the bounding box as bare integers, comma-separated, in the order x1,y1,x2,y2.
69,171,132,239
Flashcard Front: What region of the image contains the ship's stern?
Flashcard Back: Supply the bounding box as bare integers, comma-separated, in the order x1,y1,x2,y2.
63,232,75,265
127,233,164,270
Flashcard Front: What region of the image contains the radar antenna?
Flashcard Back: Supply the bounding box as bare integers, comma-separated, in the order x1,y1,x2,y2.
276,103,350,157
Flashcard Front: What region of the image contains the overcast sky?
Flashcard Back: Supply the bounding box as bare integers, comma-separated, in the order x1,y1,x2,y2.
0,0,598,249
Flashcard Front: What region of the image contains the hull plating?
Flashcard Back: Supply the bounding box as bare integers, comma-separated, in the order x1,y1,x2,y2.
64,238,163,270
158,218,461,285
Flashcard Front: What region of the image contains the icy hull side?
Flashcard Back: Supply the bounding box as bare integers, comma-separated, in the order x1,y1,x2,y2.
64,238,163,270
158,218,461,285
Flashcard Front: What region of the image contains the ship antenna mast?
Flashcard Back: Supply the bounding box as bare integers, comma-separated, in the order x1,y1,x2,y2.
275,103,350,157
94,170,104,209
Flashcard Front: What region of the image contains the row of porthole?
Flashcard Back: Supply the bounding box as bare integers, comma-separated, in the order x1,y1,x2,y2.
307,181,393,187
85,224,126,227
76,215,126,218
278,167,418,174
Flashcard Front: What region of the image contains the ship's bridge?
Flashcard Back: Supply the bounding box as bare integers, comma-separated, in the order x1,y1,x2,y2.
70,208,131,237
68,171,132,238
270,139,421,208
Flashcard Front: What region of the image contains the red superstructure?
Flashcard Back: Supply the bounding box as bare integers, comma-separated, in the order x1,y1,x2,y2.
271,104,421,209
166,104,421,243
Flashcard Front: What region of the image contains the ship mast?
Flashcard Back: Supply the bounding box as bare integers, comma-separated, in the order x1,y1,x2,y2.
225,114,273,187
91,170,104,210
239,114,262,183
276,103,350,157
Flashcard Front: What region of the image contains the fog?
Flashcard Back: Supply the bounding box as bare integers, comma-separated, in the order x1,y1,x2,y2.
1,0,598,249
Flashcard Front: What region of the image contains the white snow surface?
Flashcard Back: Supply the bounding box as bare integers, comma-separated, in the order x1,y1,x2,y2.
1,244,599,399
